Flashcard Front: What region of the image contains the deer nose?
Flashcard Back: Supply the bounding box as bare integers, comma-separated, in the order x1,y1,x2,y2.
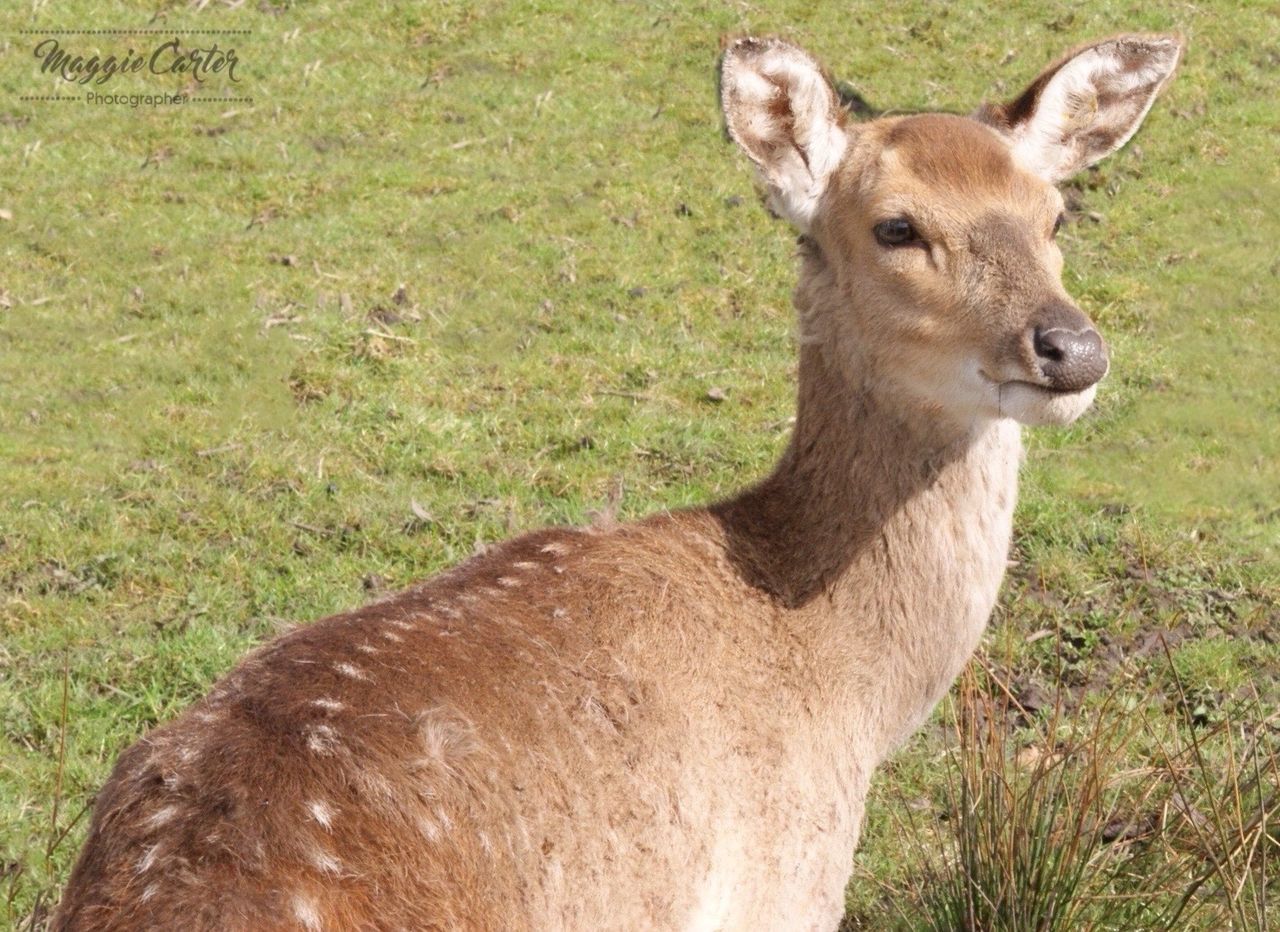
1031,302,1108,392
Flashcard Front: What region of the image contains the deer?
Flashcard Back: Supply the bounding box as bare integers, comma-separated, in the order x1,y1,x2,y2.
54,33,1182,931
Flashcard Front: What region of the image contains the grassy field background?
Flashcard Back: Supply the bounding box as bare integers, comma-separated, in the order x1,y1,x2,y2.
1,1,1276,927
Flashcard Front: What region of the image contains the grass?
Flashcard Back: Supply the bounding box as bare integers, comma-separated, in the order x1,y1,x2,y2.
860,663,1278,930
1,1,1277,927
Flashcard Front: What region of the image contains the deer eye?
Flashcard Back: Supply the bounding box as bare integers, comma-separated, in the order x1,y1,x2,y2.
1052,212,1066,238
873,218,919,247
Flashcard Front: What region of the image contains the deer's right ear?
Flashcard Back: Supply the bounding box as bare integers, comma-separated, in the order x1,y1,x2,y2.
978,34,1184,183
720,37,847,230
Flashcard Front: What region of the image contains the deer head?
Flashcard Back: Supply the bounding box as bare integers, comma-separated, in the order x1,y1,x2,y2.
720,35,1182,428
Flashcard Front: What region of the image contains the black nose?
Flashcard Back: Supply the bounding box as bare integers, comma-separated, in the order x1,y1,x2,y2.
1031,303,1108,392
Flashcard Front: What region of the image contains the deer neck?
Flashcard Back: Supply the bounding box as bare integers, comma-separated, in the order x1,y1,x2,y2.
711,328,1022,753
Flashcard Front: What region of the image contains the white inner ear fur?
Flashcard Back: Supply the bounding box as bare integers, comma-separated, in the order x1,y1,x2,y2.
723,42,847,229
1009,39,1181,183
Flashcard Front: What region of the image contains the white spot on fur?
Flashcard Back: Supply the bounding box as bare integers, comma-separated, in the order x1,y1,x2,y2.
513,817,533,855
546,857,566,897
388,618,415,631
497,576,520,588
417,814,441,842
540,541,570,555
307,799,335,830
438,604,461,619
687,834,740,931
354,767,398,807
140,882,159,903
414,707,480,778
355,643,378,655
334,662,369,680
552,607,568,620
512,561,538,570
310,697,344,712
552,565,565,574
382,629,403,643
435,805,454,832
310,848,343,876
688,870,735,932
306,723,341,755
143,805,180,831
292,893,322,931
135,843,162,875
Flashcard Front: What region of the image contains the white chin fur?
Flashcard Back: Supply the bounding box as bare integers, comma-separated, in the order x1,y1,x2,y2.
996,381,1097,426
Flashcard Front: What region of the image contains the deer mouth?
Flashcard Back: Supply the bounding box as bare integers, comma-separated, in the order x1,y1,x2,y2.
998,378,1090,396
981,373,1087,396
979,372,1100,426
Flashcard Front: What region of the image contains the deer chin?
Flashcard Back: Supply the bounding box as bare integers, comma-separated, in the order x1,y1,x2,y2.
993,379,1098,426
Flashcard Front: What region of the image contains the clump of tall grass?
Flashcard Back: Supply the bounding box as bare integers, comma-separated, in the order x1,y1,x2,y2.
884,654,1278,931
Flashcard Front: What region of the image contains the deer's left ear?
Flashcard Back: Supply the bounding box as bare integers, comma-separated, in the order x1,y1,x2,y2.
978,34,1184,183
720,37,848,230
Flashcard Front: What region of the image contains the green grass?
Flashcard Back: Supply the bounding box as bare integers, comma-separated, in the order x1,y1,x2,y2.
1,1,1277,927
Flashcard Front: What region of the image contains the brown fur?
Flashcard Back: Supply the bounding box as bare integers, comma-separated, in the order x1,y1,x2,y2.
54,35,1180,931
885,114,1037,197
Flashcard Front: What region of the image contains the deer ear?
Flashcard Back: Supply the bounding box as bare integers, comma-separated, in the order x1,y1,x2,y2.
720,37,847,229
979,34,1184,183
